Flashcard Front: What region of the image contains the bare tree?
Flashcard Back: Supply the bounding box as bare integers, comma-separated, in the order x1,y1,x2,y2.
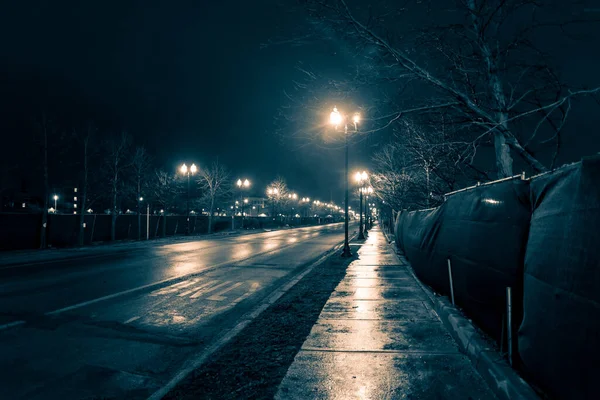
371,117,482,210
197,160,230,233
103,132,131,241
266,176,289,217
34,112,52,249
131,146,152,240
149,168,180,237
295,0,600,177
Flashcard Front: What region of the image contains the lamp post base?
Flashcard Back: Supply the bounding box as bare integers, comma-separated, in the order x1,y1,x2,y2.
358,228,365,240
341,243,353,258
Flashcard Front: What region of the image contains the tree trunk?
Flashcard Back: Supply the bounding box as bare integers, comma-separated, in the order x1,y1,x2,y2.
162,214,167,237
40,114,49,249
468,0,514,178
208,198,215,234
78,136,89,246
111,179,117,241
137,178,141,241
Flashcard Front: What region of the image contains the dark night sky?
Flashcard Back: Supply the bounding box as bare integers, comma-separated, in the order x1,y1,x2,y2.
0,0,357,202
1,1,599,202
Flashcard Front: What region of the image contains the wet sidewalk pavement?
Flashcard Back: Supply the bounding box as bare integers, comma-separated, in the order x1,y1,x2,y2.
276,226,496,399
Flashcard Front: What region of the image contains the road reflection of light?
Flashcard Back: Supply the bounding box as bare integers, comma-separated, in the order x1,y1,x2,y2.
232,243,253,259
262,241,279,251
172,261,199,275
157,242,203,255
287,237,298,244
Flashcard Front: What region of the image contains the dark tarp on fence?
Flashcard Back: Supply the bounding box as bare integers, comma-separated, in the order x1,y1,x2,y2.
518,157,600,400
398,178,531,343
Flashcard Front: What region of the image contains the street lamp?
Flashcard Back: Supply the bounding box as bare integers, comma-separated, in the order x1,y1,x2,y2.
355,171,368,240
364,186,373,233
53,194,59,212
287,192,297,223
236,178,251,228
179,163,197,235
267,187,279,220
330,106,360,257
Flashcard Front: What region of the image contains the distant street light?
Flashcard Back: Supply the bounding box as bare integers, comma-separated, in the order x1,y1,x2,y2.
287,193,298,223
53,194,59,212
267,187,279,219
355,171,368,239
330,106,360,257
236,178,251,228
179,163,197,235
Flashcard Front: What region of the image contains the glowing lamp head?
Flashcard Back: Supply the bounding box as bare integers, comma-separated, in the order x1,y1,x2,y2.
243,179,250,187
237,179,242,187
354,171,362,183
190,164,197,174
353,113,360,124
361,171,368,181
53,195,58,201
180,164,188,174
330,106,343,126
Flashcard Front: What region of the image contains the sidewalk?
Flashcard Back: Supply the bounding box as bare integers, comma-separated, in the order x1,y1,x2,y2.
275,226,497,399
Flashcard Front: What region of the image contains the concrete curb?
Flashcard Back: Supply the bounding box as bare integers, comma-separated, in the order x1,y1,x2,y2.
380,227,539,400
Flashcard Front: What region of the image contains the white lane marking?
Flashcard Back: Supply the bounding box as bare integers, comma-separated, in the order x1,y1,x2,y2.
190,281,232,299
124,316,140,324
0,320,25,331
150,279,199,296
229,286,259,305
178,280,219,297
207,282,244,301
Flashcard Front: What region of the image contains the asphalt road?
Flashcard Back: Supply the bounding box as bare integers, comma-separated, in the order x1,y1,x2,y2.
0,223,354,399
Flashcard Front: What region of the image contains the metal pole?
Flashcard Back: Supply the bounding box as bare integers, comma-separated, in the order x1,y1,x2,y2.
358,188,364,239
342,124,352,257
364,195,369,235
185,172,190,235
507,287,513,366
448,259,455,305
146,204,150,240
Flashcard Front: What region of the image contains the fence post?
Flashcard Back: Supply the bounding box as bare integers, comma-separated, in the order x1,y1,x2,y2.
447,259,455,306
506,286,513,366
146,204,150,240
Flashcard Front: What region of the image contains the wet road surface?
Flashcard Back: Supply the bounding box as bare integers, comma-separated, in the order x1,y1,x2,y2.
0,223,352,399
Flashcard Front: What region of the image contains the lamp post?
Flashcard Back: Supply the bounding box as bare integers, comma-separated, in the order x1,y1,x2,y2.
180,163,197,235
53,195,58,213
364,187,373,234
330,106,360,257
301,197,310,218
287,192,297,224
236,178,250,228
355,171,368,240
138,196,144,240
